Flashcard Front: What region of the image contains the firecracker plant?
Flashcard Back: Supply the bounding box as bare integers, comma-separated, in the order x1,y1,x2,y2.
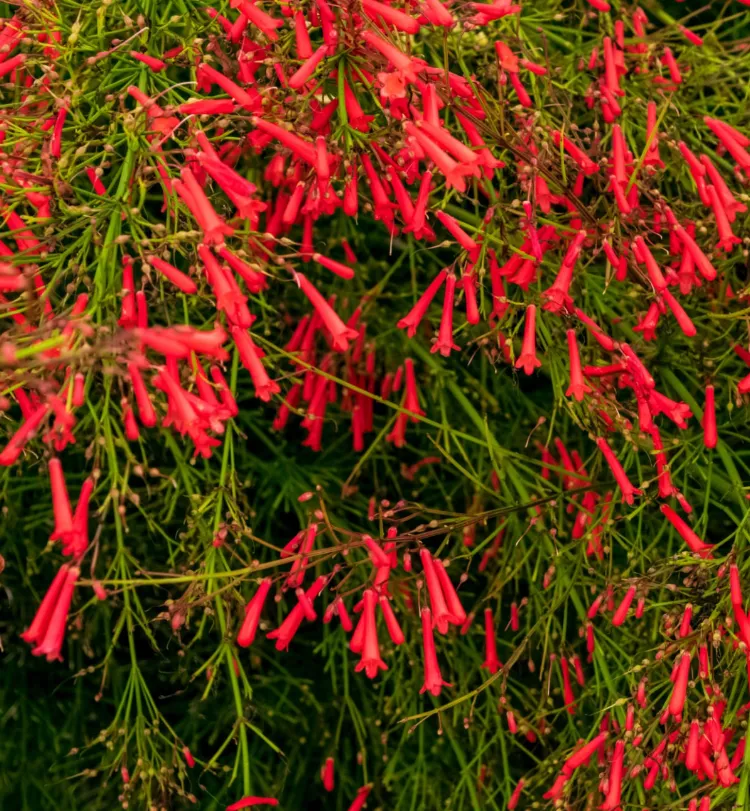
2,0,750,809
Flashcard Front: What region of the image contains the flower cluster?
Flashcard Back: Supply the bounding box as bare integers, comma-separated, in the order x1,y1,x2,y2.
1,0,750,809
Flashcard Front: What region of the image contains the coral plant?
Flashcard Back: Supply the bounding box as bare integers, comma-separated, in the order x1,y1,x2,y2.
1,0,750,809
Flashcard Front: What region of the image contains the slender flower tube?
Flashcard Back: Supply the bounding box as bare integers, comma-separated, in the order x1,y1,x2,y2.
419,548,459,633
30,565,80,662
148,256,197,295
612,585,636,626
515,305,541,375
419,607,451,696
661,505,713,557
354,589,388,678
430,273,460,357
237,578,272,647
397,270,447,338
566,330,591,401
481,609,501,673
667,652,691,719
596,438,642,504
379,595,405,645
295,273,358,351
49,458,74,542
321,757,335,792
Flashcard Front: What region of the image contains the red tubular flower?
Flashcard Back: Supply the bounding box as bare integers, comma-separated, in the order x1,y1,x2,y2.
312,252,355,281
321,757,335,792
671,223,717,281
49,458,74,542
434,560,467,625
29,565,79,662
515,305,541,375
661,46,682,83
175,168,234,245
230,0,282,40
508,71,532,107
21,564,69,647
362,31,418,82
434,211,480,260
404,122,472,192
379,595,405,644
559,656,576,713
565,730,609,772
679,604,693,638
633,236,667,291
295,273,358,351
209,365,238,417
575,308,615,351
225,797,278,811
701,154,747,220
566,330,591,401
128,363,157,427
661,504,713,557
729,564,750,646
552,131,599,175
179,99,236,115
419,607,451,696
251,117,317,165
679,24,703,47
644,101,665,168
596,438,642,505
398,269,447,338
667,651,691,720
182,746,195,768
707,184,741,252
419,548,459,633
347,786,372,811
661,288,696,337
63,477,93,561
288,43,328,89
198,154,266,226
218,247,268,293
237,578,272,647
267,576,326,651
130,51,166,71
148,256,197,295
50,105,68,158
612,585,636,626
363,535,390,568
403,358,425,422
0,402,49,466
431,273,460,357
118,257,137,327
403,170,433,237
508,779,525,810
600,740,625,810
363,0,421,32
481,609,501,673
355,589,388,679
417,120,481,171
